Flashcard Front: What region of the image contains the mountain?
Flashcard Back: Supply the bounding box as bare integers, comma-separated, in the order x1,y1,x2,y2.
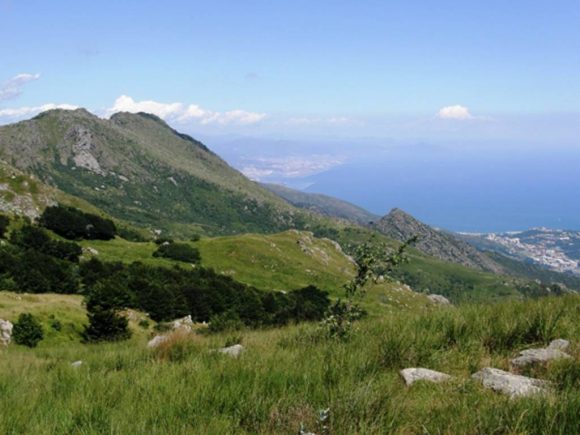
373,208,505,273
262,183,379,225
0,109,308,236
459,229,580,276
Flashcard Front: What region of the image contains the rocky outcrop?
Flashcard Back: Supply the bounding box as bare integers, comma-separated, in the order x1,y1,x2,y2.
510,339,572,368
373,208,505,273
400,368,452,386
0,319,13,346
147,335,169,349
427,294,451,305
472,368,550,398
170,315,193,331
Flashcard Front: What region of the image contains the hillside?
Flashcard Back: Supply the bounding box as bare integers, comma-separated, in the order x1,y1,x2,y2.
262,183,379,225
373,208,505,274
0,109,309,236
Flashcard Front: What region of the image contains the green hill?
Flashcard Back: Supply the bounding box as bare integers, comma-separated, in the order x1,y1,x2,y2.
262,183,379,225
0,109,311,236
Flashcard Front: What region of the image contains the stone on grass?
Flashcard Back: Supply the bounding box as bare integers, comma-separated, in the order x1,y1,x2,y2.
511,340,572,368
217,344,244,358
0,319,13,346
427,294,451,305
472,368,550,398
400,368,452,386
170,315,193,331
71,360,83,368
547,339,570,351
147,335,169,349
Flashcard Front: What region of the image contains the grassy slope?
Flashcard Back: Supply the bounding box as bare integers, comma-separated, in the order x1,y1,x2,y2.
79,231,434,315
0,295,578,434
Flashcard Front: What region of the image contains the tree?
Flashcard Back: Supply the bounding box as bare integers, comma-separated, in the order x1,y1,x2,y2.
321,236,417,339
12,313,44,348
83,280,132,342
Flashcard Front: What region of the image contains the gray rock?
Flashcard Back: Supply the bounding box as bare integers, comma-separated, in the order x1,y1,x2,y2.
511,340,572,368
0,319,13,346
400,368,452,386
71,360,83,368
217,344,244,358
427,294,451,305
548,339,570,351
147,335,169,348
472,368,550,398
170,315,193,331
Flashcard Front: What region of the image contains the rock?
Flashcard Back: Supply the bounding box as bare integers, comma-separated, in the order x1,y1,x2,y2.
400,368,452,386
427,294,451,305
82,247,99,256
511,340,572,368
548,339,570,351
147,335,168,348
0,319,13,346
71,360,83,368
171,315,193,331
472,368,550,398
217,344,244,358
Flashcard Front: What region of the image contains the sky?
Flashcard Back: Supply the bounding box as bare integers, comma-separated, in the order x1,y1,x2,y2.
1,0,579,230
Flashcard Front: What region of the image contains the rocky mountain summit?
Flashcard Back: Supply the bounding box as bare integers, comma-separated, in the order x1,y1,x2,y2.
373,208,505,273
0,109,304,235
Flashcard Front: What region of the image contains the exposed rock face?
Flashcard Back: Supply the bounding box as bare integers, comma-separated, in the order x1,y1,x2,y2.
472,368,550,398
400,368,452,386
373,208,504,273
427,294,451,305
511,339,572,368
217,344,244,358
0,319,13,346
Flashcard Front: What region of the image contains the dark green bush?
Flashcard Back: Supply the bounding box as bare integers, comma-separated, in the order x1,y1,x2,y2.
0,214,9,238
12,313,44,348
10,225,82,262
153,242,201,263
83,306,131,342
40,205,116,240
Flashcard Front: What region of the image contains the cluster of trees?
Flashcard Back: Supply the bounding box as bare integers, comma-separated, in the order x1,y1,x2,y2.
81,258,330,338
153,241,201,263
0,210,331,342
0,225,80,294
40,205,117,240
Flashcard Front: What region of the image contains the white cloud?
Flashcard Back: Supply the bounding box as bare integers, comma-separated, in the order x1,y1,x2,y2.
107,95,266,126
0,103,78,118
0,73,41,101
437,105,473,120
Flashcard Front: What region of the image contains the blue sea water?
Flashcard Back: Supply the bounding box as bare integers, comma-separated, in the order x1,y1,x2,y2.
302,146,580,232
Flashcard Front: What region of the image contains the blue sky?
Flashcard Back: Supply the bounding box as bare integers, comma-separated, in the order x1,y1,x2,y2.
1,0,580,231
1,0,580,140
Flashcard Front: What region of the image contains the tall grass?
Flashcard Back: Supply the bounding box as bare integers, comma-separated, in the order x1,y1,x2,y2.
0,295,578,434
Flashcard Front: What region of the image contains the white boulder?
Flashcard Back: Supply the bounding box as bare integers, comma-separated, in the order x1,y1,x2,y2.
0,319,13,346
427,294,451,305
217,344,244,358
472,367,550,398
400,368,452,386
511,339,572,368
147,335,169,349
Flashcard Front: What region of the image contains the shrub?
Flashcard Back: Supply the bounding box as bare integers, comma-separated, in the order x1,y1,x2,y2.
40,205,116,240
208,311,244,333
12,313,44,348
10,225,82,262
153,242,201,263
0,214,9,238
83,306,131,342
